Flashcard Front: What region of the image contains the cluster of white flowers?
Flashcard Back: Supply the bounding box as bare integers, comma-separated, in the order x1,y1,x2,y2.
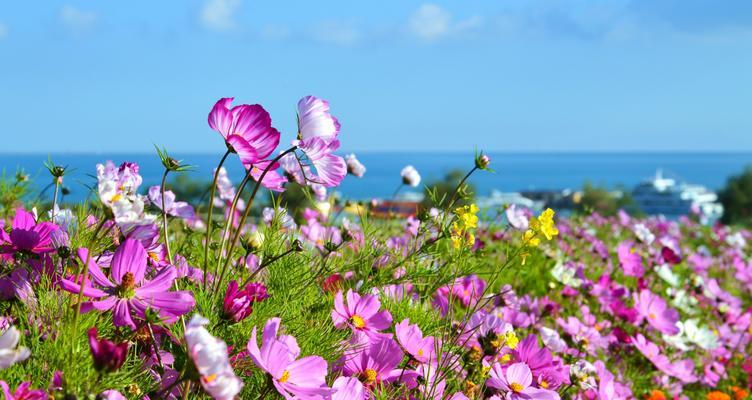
97,161,155,229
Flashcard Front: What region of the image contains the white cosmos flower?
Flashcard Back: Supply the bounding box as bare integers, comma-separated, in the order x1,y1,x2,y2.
0,326,31,369
655,264,680,287
683,319,718,350
400,165,421,187
551,261,582,288
539,326,567,353
633,223,655,245
184,315,243,400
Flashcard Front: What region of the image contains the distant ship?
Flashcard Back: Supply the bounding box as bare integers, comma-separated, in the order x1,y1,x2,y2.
632,170,723,220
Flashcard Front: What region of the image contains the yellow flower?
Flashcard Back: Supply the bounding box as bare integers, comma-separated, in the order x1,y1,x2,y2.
455,204,479,229
537,208,559,240
505,331,519,349
523,230,540,247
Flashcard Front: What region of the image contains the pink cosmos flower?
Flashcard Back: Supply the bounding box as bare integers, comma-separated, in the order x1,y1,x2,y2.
247,317,332,399
185,315,244,400
331,377,366,400
59,240,195,329
294,96,346,187
487,362,560,400
331,289,393,334
208,97,281,166
0,208,58,255
634,289,680,335
88,327,129,372
148,186,196,219
632,333,697,384
0,381,46,400
617,241,644,277
450,275,486,307
395,319,437,363
340,336,417,388
222,281,268,323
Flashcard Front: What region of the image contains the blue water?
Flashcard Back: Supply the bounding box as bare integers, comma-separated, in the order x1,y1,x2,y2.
1,152,750,203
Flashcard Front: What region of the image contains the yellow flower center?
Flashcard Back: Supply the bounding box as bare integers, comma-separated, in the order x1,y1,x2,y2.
111,193,122,203
509,382,524,392
539,379,549,389
279,370,290,383
203,374,217,384
417,349,424,356
649,312,657,320
351,315,366,329
148,252,160,262
363,368,378,384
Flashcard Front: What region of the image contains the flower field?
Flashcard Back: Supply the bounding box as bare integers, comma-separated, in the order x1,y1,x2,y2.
0,96,751,400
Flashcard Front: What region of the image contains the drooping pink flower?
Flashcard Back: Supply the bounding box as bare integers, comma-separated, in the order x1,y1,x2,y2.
88,327,129,372
634,289,680,335
59,240,195,329
208,98,281,166
293,96,346,187
331,289,393,334
395,319,437,363
345,153,366,178
486,362,560,400
247,318,332,399
0,208,58,255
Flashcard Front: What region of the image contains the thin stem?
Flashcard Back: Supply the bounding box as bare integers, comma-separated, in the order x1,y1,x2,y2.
240,248,296,287
445,166,478,210
160,169,173,264
147,322,165,372
51,178,61,220
214,147,297,293
214,171,254,284
392,183,403,200
202,149,232,290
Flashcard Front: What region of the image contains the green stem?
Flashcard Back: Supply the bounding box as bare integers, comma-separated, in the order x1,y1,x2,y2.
445,166,478,210
160,169,173,264
202,149,232,290
214,171,253,286
51,178,60,220
214,147,297,293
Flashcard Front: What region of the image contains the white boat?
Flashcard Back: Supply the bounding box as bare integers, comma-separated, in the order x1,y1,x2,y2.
632,170,723,220
476,190,544,211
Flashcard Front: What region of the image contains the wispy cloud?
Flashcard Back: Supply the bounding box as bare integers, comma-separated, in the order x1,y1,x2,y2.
0,23,7,39
407,4,484,41
200,0,241,32
60,5,97,35
311,20,362,46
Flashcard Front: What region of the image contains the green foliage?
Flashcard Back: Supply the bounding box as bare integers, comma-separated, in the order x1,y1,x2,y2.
0,169,31,217
421,169,475,210
574,181,635,216
719,165,752,226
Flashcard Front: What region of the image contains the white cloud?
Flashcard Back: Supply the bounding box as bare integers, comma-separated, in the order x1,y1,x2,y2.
311,20,362,46
60,5,97,34
0,23,7,39
407,4,484,41
408,4,452,40
200,0,241,32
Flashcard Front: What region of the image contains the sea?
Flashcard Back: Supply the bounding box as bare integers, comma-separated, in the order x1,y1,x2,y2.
1,152,751,203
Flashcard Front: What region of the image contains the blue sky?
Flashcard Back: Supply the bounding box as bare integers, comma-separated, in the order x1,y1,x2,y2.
1,0,751,153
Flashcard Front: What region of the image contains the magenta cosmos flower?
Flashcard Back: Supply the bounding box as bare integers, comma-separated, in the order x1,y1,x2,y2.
293,96,346,187
88,327,129,372
487,362,560,400
222,280,268,323
331,289,392,334
0,208,58,255
395,319,437,364
632,333,697,384
208,97,281,166
247,318,332,399
634,289,680,335
59,240,195,329
341,336,417,388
